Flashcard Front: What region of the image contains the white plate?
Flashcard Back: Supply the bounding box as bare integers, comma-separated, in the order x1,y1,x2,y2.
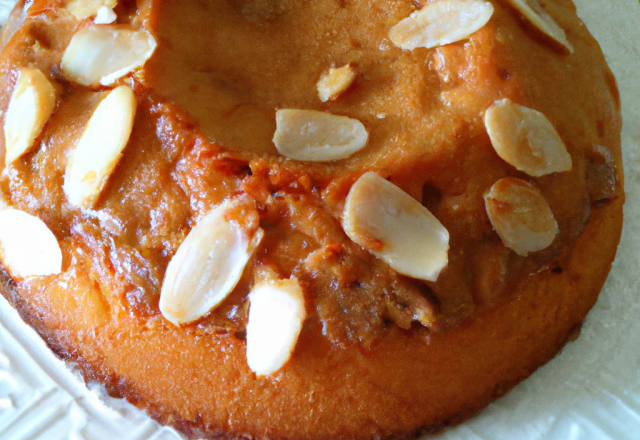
1,1,639,439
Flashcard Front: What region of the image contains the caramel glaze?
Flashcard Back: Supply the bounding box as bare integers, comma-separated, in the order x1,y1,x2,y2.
0,0,624,438
0,0,621,342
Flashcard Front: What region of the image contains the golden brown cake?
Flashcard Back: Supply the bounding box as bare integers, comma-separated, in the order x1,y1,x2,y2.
0,0,623,439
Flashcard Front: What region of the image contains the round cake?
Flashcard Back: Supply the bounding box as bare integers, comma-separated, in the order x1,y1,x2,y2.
0,0,623,439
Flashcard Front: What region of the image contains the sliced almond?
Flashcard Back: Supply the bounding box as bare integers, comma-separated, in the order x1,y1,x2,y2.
159,196,264,326
4,68,56,167
0,209,62,279
65,0,117,20
389,0,494,50
505,0,573,52
61,25,156,87
246,279,306,377
64,86,136,208
273,109,368,161
343,172,449,282
485,99,572,177
317,65,358,102
94,6,117,24
484,177,558,256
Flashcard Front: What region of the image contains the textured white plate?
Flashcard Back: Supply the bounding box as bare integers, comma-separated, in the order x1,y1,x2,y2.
0,299,182,440
1,1,639,439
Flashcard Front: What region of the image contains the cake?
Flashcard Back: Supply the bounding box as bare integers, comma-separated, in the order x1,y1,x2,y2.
0,0,623,439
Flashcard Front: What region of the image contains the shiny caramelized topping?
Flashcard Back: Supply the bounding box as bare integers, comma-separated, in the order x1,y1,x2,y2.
246,279,306,376
317,65,358,102
389,0,494,50
0,0,608,352
273,109,369,161
504,0,573,52
65,0,117,20
485,99,572,177
0,209,62,279
586,144,619,206
4,68,56,168
61,25,157,87
64,86,136,209
342,172,449,282
484,178,558,256
159,196,264,326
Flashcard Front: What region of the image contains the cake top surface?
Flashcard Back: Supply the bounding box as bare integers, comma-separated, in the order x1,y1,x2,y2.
0,0,622,348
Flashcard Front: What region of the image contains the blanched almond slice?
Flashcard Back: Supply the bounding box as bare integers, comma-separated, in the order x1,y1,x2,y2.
343,172,449,282
389,0,494,50
505,0,573,52
159,196,264,326
273,109,368,161
246,279,306,376
484,177,558,256
4,68,56,167
317,65,358,102
94,6,117,24
65,0,117,20
61,25,157,87
64,86,136,208
0,209,62,279
485,99,572,177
